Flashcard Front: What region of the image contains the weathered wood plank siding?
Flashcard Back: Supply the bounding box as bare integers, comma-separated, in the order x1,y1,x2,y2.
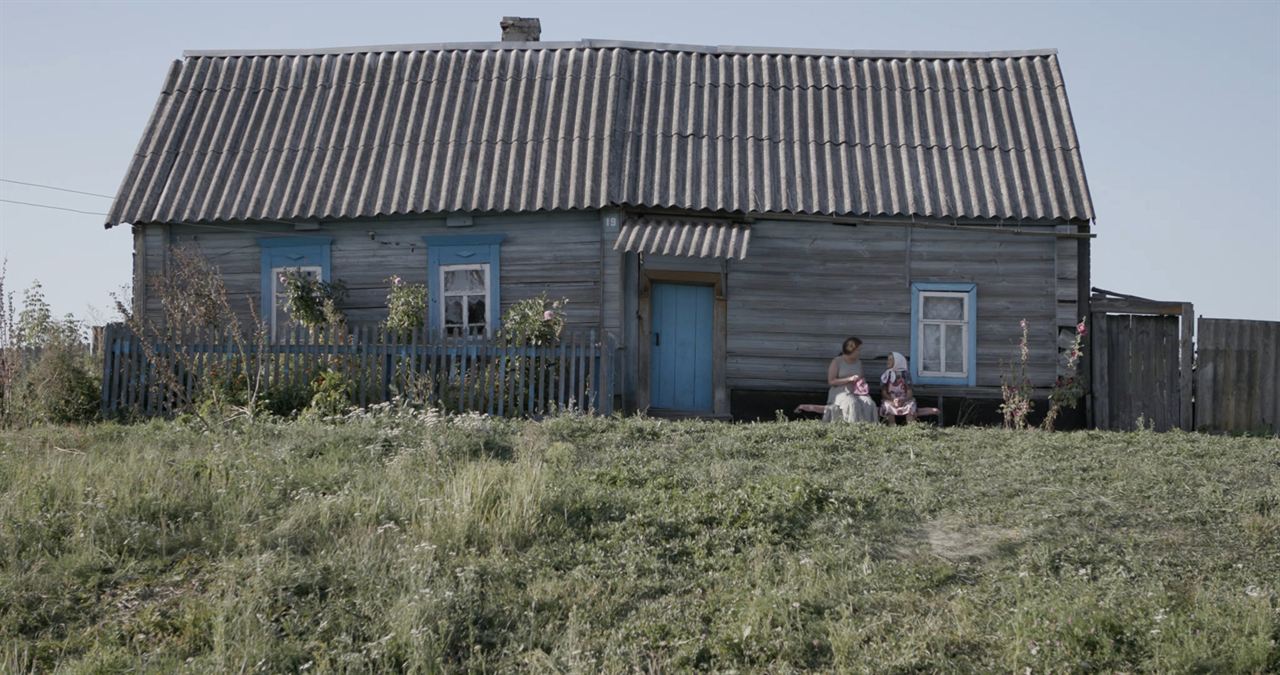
138,209,1077,405
726,221,1063,393
1196,318,1280,434
600,210,624,339
142,211,603,329
915,228,1060,389
1054,224,1081,373
139,224,169,320
726,222,907,391
599,210,625,406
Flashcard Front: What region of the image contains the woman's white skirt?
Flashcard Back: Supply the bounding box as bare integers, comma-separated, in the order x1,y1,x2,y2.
822,391,878,423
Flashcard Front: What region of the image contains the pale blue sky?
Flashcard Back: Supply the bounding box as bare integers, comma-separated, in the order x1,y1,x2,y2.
1,0,1277,323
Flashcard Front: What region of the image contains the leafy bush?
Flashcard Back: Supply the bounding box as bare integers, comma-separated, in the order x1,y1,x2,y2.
382,275,427,336
498,292,566,346
264,380,314,418
193,360,253,421
304,368,354,418
279,271,347,329
1043,319,1089,431
448,293,573,416
1,277,98,426
9,346,99,425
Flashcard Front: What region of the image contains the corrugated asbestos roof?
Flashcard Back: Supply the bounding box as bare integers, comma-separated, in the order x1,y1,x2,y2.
615,215,750,259
105,39,1095,228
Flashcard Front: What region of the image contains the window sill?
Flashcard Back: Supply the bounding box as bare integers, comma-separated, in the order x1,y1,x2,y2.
912,374,975,387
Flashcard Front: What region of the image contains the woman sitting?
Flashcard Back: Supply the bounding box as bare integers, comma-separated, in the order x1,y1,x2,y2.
794,336,878,423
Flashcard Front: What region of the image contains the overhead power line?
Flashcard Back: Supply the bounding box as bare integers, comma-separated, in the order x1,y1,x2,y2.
0,195,419,250
0,178,114,199
0,198,108,216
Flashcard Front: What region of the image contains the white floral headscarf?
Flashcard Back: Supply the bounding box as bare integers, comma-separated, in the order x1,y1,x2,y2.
881,351,908,384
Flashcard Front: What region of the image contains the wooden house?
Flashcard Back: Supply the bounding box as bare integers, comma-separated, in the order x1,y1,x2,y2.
104,18,1095,419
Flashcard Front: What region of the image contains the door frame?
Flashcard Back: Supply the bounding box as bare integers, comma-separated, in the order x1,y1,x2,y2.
637,268,729,417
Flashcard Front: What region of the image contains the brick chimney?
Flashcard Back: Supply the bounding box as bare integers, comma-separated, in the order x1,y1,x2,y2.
500,16,541,42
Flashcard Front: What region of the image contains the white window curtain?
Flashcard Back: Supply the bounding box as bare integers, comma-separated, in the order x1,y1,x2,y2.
919,292,969,376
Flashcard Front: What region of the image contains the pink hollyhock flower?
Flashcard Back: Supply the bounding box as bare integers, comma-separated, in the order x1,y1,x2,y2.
542,310,555,321
1076,321,1087,336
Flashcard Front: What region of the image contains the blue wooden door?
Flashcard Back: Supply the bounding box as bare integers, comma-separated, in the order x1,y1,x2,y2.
650,282,714,411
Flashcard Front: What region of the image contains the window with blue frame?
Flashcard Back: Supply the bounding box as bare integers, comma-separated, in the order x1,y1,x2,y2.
258,237,332,339
910,282,977,386
424,234,504,337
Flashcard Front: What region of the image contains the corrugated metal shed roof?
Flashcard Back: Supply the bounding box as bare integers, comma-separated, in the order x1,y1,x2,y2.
105,40,1094,227
615,215,751,259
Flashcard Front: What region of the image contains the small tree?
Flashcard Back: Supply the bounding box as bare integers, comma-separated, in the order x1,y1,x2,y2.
113,246,270,427
15,281,53,347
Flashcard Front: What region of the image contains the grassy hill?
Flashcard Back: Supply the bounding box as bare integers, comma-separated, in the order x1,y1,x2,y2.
2,414,1277,672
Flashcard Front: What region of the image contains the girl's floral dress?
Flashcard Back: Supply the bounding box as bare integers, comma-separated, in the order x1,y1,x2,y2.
880,375,918,417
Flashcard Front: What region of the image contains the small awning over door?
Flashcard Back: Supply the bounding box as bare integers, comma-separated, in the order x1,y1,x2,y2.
613,216,751,260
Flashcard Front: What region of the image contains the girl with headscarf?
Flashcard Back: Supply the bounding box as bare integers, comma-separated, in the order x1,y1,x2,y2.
879,351,918,422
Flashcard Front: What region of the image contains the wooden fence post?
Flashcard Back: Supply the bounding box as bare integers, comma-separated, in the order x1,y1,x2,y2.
99,323,115,417
600,334,615,415
586,330,597,412
1179,303,1195,431
1091,313,1110,430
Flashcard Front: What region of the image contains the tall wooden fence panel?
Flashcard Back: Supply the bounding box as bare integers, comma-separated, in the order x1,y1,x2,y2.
1091,313,1183,431
1196,318,1280,434
100,323,615,419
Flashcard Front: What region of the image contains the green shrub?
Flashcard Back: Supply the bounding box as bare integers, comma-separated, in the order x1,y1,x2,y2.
382,275,427,336
498,292,566,346
264,380,314,418
304,368,354,418
193,361,252,420
1,279,98,426
9,346,98,425
279,271,347,329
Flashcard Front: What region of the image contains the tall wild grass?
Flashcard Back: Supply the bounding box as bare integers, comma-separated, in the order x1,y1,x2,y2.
2,415,1277,672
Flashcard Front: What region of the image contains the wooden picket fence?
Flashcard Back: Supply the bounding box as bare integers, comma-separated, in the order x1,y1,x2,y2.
99,322,614,418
